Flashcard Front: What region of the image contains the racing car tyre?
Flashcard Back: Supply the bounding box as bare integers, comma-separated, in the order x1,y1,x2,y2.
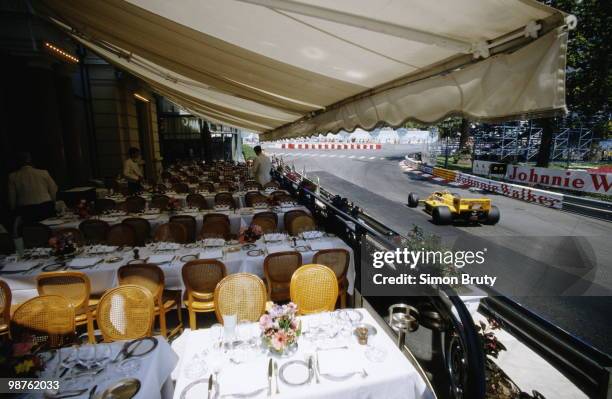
408,193,419,208
484,205,500,225
432,206,452,225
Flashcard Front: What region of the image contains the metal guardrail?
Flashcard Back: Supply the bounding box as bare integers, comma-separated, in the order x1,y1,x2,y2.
562,195,612,221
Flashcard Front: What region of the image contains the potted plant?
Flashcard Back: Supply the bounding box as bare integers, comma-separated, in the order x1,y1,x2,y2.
259,302,301,356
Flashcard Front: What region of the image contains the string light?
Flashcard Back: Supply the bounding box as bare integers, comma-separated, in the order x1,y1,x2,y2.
133,93,150,103
44,42,79,63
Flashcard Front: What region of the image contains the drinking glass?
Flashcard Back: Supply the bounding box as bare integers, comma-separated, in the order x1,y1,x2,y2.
77,344,96,370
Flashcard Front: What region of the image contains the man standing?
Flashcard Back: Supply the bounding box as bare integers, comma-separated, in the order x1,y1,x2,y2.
251,145,272,185
8,152,58,223
123,147,144,194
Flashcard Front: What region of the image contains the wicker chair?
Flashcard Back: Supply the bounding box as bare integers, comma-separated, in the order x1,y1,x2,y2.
96,285,155,342
11,295,75,348
313,249,350,308
214,192,236,209
169,216,196,243
287,215,317,236
154,222,188,244
214,273,267,323
124,196,146,213
0,232,15,255
264,251,302,302
186,193,207,210
22,223,52,248
79,219,110,245
150,194,170,211
94,198,116,214
106,224,137,247
283,210,308,233
36,271,97,343
52,228,84,246
200,213,231,240
263,181,280,189
198,182,215,193
122,217,151,247
0,280,11,338
117,264,182,337
173,183,190,194
252,212,277,234
182,260,227,330
245,192,268,207
217,182,235,193
290,264,338,315
244,180,262,192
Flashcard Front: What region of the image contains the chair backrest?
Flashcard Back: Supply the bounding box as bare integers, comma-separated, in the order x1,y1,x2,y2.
173,183,190,194
150,195,170,211
52,228,84,247
106,223,137,247
182,260,227,301
290,264,338,315
122,217,151,247
264,251,302,300
200,213,231,240
214,192,236,208
245,192,268,207
283,210,308,234
0,280,11,329
36,271,90,314
198,182,215,193
124,196,146,213
270,190,289,202
79,219,110,244
95,198,116,214
263,181,280,189
312,249,350,281
252,212,277,234
217,182,235,193
244,180,262,191
186,193,207,209
117,263,164,303
96,285,155,342
214,273,267,323
288,215,316,236
169,216,196,242
22,223,52,248
154,222,188,243
11,295,75,348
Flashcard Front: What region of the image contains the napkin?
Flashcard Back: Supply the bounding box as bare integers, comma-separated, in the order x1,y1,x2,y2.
317,348,362,375
266,243,293,254
308,240,335,251
219,358,269,396
68,257,102,268
148,254,175,264
199,249,223,259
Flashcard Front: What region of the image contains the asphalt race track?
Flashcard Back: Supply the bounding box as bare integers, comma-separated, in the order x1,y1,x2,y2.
265,145,612,354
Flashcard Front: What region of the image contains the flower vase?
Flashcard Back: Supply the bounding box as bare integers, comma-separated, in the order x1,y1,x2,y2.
267,341,298,358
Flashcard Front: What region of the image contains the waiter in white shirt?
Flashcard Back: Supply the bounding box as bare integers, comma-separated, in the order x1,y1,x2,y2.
123,147,144,194
8,152,58,223
251,146,272,185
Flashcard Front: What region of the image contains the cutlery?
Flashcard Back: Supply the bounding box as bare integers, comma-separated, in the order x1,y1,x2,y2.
267,358,273,397
208,373,213,399
88,385,97,399
274,361,280,394
314,353,321,384
44,388,88,399
362,368,369,378
220,387,267,398
315,345,348,351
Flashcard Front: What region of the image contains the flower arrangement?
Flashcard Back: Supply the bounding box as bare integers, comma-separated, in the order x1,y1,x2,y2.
76,199,91,219
48,231,77,257
239,223,263,243
0,336,45,378
259,302,301,354
167,197,181,213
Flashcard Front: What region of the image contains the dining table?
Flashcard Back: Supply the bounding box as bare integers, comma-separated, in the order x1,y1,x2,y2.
0,233,355,305
171,308,434,399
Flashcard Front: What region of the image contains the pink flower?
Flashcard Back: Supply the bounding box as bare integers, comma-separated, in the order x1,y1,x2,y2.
259,314,273,330
271,331,288,351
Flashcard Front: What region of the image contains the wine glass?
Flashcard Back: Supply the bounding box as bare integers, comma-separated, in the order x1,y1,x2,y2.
77,344,96,371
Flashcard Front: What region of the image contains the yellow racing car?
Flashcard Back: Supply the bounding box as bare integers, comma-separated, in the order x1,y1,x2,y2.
407,190,500,225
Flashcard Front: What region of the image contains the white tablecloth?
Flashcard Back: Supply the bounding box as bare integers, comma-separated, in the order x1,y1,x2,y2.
36,336,177,399
1,235,354,304
171,308,433,399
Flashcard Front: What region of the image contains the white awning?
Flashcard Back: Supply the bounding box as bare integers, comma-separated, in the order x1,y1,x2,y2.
37,0,571,139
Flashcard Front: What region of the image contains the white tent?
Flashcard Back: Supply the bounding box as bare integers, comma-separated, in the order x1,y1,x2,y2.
377,128,400,144
37,0,572,139
349,129,373,142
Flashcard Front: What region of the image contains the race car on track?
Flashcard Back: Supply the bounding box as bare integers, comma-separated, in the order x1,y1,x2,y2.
407,190,500,225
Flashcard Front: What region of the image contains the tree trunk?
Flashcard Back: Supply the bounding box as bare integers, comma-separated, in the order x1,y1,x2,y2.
459,118,470,150
536,118,554,167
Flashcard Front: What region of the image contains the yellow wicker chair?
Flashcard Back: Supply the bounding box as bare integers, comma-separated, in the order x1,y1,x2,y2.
288,215,317,236
182,260,227,330
312,249,350,308
11,295,75,348
36,271,97,343
263,251,302,302
117,264,182,338
96,285,155,342
290,264,338,315
0,280,11,338
214,273,267,323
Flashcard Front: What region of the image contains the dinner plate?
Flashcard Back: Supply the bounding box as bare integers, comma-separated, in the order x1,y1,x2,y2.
294,245,309,252
180,377,214,399
42,263,65,272
98,378,141,399
41,218,65,226
279,360,312,386
180,254,198,262
247,249,264,257
121,337,158,358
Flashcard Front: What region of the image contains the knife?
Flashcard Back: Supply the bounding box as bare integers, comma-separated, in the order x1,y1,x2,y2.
274,361,280,394
308,356,314,385
208,373,213,399
267,358,273,397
